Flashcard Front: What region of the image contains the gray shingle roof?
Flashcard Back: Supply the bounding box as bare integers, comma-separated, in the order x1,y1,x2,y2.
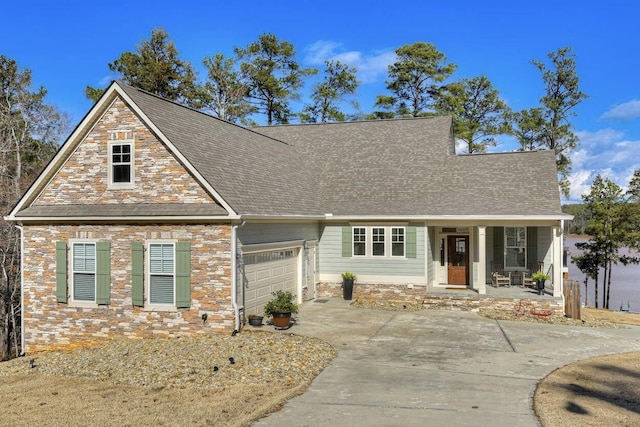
257,119,563,216
20,82,560,219
118,84,322,216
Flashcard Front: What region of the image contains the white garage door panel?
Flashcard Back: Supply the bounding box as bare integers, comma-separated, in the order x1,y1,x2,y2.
244,249,298,317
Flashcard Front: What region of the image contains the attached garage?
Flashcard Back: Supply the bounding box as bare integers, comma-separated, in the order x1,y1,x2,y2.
242,247,299,316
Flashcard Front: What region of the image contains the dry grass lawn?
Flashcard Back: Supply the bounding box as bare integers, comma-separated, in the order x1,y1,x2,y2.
2,373,305,427
535,308,640,426
2,308,639,426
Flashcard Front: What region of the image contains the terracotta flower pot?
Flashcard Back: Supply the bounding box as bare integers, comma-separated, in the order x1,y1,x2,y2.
272,312,292,329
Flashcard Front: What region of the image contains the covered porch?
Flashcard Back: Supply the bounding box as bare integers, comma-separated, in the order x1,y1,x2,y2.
429,221,565,298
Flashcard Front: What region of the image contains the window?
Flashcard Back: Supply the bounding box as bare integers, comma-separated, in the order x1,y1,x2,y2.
353,227,366,256
372,227,385,256
149,243,175,305
505,227,526,268
108,131,134,188
111,144,131,183
346,226,413,259
391,227,405,257
132,242,190,309
72,242,96,302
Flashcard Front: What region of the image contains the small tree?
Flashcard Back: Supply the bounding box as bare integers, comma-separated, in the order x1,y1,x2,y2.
235,33,317,125
201,53,253,124
532,47,588,197
434,75,510,153
300,60,359,123
374,42,456,118
85,28,199,106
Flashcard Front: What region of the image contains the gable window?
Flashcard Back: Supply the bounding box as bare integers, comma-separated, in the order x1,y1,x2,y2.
391,227,405,257
372,227,385,256
505,227,526,268
112,144,131,182
353,227,366,256
149,243,175,305
72,242,96,302
108,131,134,188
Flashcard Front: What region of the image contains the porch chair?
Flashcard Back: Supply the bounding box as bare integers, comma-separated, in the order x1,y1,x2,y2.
491,261,511,287
522,262,544,288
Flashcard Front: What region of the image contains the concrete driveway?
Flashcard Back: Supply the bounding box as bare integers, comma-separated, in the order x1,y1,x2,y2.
254,298,640,427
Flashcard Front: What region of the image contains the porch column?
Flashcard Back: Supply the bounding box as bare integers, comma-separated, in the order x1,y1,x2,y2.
552,225,563,297
477,226,487,295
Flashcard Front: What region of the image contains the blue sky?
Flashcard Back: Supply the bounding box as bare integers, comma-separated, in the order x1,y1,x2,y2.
2,0,639,203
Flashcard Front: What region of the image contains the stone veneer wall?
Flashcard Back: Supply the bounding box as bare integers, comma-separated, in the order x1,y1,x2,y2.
317,282,564,316
34,98,214,206
317,282,428,302
23,224,233,353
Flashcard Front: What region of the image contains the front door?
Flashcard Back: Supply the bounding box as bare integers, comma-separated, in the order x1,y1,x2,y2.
447,235,469,285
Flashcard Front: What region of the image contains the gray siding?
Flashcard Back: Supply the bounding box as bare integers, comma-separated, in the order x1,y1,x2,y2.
538,226,553,275
318,223,425,277
237,222,320,245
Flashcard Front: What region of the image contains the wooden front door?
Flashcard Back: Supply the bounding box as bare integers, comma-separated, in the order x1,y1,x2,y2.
447,235,469,285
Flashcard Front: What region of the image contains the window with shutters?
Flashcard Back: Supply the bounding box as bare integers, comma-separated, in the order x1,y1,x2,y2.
72,242,96,302
148,242,175,306
505,227,526,268
348,226,409,258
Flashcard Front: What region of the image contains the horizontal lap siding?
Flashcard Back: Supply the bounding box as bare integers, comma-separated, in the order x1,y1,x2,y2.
318,223,425,277
237,222,320,245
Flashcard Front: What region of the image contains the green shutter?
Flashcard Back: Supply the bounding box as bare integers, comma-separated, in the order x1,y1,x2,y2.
406,226,417,258
342,226,352,257
527,227,538,268
131,242,144,307
96,242,111,305
493,227,504,263
56,242,68,303
175,242,191,308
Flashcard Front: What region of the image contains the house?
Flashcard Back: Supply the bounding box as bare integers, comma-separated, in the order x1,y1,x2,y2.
6,81,569,353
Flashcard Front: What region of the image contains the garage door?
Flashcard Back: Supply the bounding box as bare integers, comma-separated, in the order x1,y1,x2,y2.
243,248,298,316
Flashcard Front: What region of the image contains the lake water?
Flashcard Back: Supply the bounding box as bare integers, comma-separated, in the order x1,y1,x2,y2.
565,236,640,312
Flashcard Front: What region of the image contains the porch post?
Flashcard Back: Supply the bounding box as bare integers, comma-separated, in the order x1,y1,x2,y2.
552,225,563,297
477,226,487,295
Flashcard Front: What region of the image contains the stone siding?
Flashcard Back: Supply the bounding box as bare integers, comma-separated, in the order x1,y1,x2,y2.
317,282,427,302
317,282,564,317
34,98,214,206
23,224,233,353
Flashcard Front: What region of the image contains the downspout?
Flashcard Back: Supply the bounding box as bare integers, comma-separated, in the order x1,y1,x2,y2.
15,223,25,355
231,220,245,332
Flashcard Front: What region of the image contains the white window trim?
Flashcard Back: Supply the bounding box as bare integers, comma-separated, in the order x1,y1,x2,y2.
146,241,176,309
352,226,367,257
351,226,407,259
505,226,527,269
70,240,98,306
108,135,135,189
390,226,406,258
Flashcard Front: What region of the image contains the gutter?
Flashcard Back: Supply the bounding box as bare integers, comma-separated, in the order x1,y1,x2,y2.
231,220,246,332
15,223,25,355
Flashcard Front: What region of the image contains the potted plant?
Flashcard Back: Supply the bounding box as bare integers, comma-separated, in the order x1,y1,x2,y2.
247,314,263,327
531,271,550,295
341,272,357,300
263,290,298,329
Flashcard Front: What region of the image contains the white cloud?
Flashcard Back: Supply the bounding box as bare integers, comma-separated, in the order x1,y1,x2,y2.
600,99,640,121
304,40,395,84
565,129,640,202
